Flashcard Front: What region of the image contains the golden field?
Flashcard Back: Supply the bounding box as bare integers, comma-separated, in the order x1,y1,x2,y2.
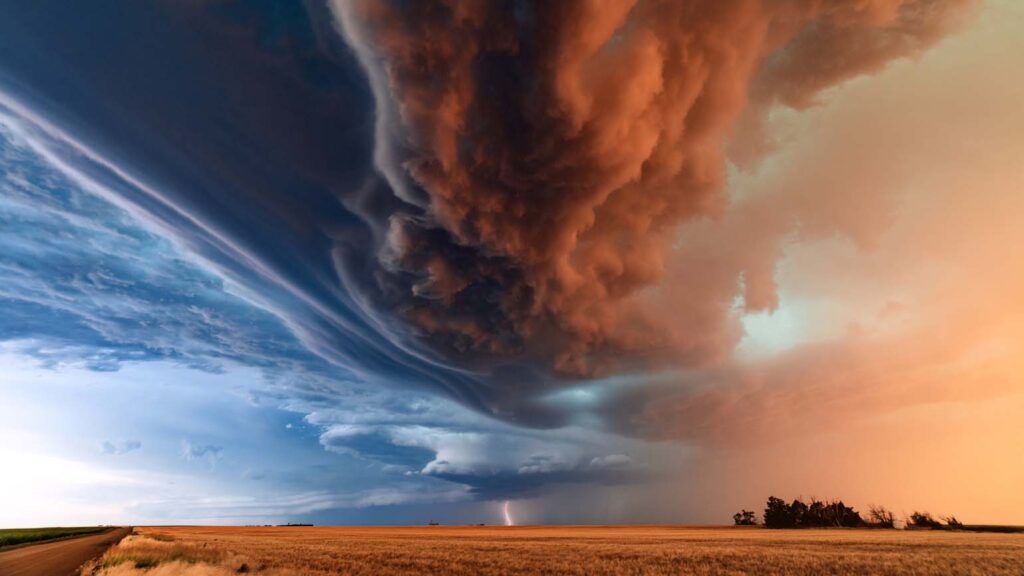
82,525,1024,576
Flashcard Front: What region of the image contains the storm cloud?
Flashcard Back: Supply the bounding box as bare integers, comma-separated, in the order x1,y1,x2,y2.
336,0,976,378
4,0,1024,525
0,0,979,433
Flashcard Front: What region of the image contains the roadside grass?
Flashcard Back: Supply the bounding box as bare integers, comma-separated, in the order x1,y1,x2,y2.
83,532,240,575
0,526,108,549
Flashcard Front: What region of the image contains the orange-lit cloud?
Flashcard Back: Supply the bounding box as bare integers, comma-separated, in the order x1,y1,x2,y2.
623,1,1024,521
338,0,977,376
340,0,1024,521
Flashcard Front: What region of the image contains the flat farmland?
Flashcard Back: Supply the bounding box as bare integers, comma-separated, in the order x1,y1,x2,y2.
82,525,1024,576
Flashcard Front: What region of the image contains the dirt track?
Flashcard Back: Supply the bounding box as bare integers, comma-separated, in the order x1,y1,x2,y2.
0,527,130,576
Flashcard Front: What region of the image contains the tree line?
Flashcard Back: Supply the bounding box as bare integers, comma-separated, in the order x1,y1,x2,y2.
733,497,964,529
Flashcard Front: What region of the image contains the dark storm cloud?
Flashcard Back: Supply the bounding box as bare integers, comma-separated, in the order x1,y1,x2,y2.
0,0,976,439
337,0,975,379
0,0,533,419
316,415,649,500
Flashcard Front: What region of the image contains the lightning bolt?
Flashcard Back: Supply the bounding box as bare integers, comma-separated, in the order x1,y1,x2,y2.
503,500,514,526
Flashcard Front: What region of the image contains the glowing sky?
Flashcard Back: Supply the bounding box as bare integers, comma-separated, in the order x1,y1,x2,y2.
0,0,1022,527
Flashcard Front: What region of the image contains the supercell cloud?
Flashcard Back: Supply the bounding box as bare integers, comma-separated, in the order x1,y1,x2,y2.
0,0,975,429
5,0,1024,524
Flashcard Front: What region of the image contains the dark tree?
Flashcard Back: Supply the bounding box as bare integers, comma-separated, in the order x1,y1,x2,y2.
827,500,863,527
944,516,964,529
764,496,795,528
789,499,809,526
806,499,826,526
764,497,863,528
868,505,896,528
908,511,942,529
733,510,757,525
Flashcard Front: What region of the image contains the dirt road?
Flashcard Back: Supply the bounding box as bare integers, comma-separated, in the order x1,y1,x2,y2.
0,527,130,576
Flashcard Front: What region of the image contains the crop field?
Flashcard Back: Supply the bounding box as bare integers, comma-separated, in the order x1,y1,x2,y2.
0,526,108,549
81,525,1024,575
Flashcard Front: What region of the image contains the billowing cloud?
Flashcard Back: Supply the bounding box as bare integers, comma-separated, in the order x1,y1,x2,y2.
335,0,976,377
313,399,652,499
0,0,978,430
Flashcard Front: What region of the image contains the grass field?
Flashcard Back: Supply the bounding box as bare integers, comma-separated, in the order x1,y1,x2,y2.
80,525,1024,575
0,526,108,549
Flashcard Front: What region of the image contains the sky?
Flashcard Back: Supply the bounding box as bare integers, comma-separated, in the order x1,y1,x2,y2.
0,0,1022,527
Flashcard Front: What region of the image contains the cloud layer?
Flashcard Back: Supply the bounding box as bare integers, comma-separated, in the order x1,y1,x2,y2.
2,0,1023,523
0,0,979,430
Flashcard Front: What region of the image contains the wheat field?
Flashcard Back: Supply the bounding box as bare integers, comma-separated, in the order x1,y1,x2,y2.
82,525,1024,575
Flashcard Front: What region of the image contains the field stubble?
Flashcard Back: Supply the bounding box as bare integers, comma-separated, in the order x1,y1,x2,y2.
82,525,1024,576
